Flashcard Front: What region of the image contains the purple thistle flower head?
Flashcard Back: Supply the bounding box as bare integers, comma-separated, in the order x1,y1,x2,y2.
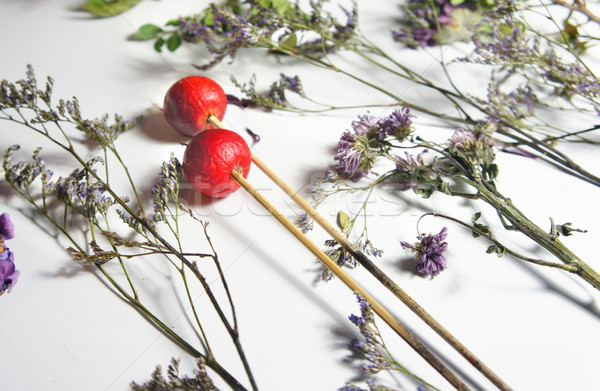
0,248,19,295
334,113,378,181
447,128,478,150
401,227,448,276
394,151,426,191
0,213,15,240
375,107,414,141
351,112,377,134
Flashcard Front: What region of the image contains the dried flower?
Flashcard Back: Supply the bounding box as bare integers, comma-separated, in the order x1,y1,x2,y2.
375,107,414,141
131,357,218,391
445,124,498,181
334,108,416,180
348,293,391,374
401,227,448,276
230,73,306,110
393,151,428,191
334,113,379,181
151,154,183,224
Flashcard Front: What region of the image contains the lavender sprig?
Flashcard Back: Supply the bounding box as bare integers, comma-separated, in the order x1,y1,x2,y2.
342,293,437,391
134,0,358,68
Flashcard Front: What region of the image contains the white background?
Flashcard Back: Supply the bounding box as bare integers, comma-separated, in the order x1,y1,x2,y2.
1,1,600,390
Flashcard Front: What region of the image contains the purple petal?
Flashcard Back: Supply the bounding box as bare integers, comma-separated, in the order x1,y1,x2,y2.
0,213,15,240
0,258,20,294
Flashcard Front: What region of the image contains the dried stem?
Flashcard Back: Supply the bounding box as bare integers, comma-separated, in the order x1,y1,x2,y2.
551,0,600,23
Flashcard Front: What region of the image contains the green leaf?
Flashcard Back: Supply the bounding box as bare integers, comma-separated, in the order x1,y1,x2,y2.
202,8,215,27
450,0,465,5
154,37,165,52
486,245,505,257
82,0,142,18
279,33,297,51
336,211,351,233
436,178,451,195
415,187,433,199
555,222,588,237
257,0,271,8
166,18,182,27
472,223,491,238
271,0,293,14
166,34,182,52
256,0,293,15
133,24,163,41
471,212,482,223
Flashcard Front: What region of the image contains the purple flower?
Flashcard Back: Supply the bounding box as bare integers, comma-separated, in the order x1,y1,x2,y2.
334,113,378,181
280,74,303,95
375,107,414,141
394,151,426,190
179,16,206,41
0,213,15,240
544,56,600,98
348,314,364,327
436,0,456,26
401,227,448,276
0,241,19,296
447,128,484,152
412,27,435,47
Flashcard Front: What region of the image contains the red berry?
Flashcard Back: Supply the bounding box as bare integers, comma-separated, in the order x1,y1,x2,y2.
163,76,227,137
183,129,252,198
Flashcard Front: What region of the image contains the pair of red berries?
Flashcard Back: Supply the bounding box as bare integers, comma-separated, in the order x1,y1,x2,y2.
164,76,252,198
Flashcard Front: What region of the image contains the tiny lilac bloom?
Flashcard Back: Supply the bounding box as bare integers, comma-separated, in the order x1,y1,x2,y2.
0,213,15,240
401,227,448,276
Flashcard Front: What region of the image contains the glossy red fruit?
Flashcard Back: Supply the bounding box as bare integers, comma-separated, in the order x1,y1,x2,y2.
163,76,227,137
183,129,252,198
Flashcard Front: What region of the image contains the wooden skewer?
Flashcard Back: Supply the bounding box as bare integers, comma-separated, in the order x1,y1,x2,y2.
230,169,470,391
209,115,512,391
